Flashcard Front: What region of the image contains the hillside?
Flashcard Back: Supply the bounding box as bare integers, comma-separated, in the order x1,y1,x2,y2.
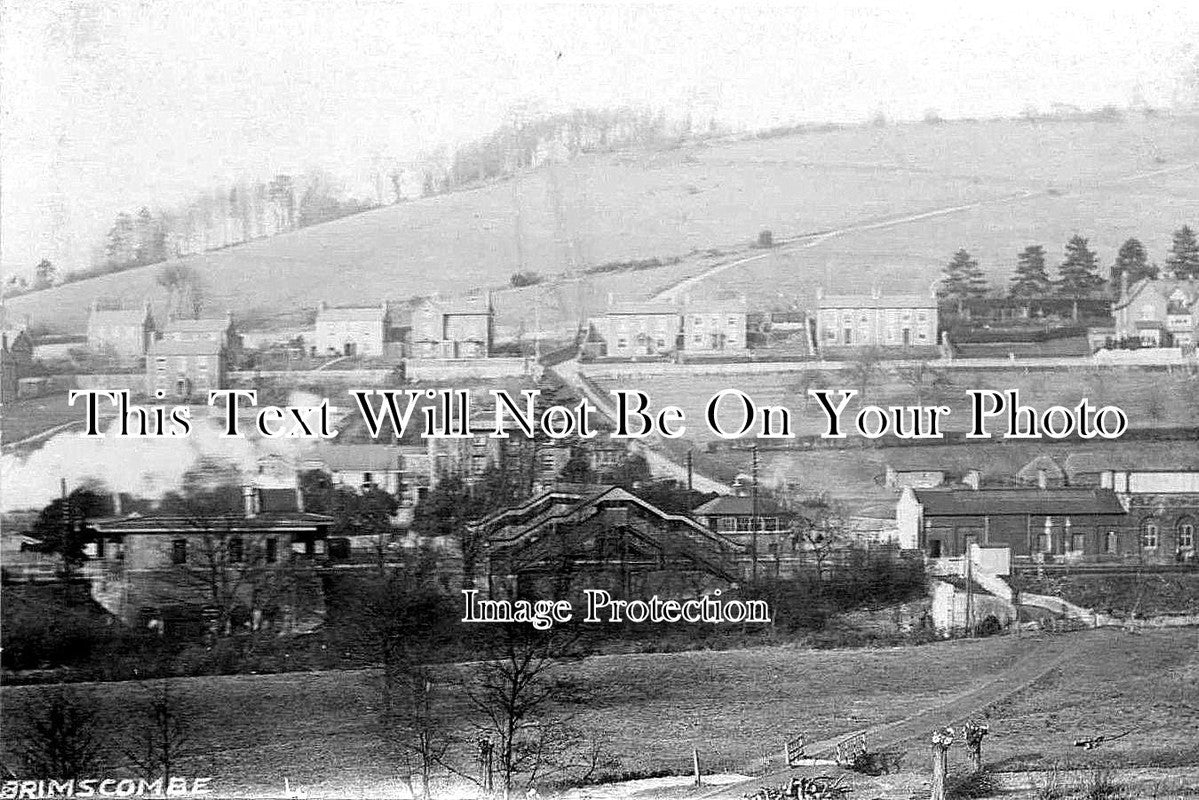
8,115,1199,338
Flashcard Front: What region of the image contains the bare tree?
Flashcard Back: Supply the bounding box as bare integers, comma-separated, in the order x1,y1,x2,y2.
123,681,193,784
847,347,884,401
462,624,590,799
383,667,453,800
158,486,300,639
13,688,106,781
897,361,951,406
156,263,206,320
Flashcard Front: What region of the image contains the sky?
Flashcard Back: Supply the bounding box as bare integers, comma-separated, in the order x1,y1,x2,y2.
2,0,1197,278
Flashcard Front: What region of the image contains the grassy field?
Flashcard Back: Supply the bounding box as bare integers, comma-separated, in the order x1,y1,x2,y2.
1,630,1195,798
593,366,1199,442
7,116,1199,339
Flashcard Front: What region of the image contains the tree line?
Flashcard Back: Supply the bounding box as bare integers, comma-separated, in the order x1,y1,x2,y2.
6,106,689,299
938,226,1199,311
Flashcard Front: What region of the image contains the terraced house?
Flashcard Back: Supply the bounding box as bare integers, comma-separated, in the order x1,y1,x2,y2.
815,287,938,353
896,485,1129,565
588,301,682,358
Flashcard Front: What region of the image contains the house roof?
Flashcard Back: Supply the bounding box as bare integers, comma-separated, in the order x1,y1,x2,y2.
420,296,492,316
307,444,407,471
148,338,224,356
91,510,333,534
605,302,682,316
912,487,1126,516
163,317,232,333
692,495,790,517
317,305,387,322
1116,278,1199,311
819,294,935,310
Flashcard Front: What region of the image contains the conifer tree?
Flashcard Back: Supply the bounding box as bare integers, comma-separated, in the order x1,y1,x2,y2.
1111,238,1154,288
1056,235,1105,296
1166,225,1199,279
1009,245,1051,297
938,249,987,313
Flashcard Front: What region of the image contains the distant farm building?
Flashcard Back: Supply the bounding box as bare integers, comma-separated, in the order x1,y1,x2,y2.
681,299,749,354
410,295,493,359
87,301,155,359
314,302,389,357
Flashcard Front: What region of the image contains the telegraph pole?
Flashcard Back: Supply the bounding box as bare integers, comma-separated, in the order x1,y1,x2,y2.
686,449,693,493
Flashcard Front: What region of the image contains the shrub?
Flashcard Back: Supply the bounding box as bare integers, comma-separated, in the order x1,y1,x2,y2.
1081,767,1127,800
757,229,774,248
510,270,544,288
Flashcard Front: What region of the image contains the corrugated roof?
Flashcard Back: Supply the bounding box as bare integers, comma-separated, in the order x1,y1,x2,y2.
913,487,1126,516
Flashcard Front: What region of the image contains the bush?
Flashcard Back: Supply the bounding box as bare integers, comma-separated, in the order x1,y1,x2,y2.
510,270,544,288
757,229,774,248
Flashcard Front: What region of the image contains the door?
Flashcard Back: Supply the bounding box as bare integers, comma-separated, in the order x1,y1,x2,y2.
929,539,943,558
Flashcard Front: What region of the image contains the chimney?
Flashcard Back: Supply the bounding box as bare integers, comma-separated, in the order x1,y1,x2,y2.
963,469,981,491
815,286,824,301
111,492,123,517
871,286,881,300
243,486,258,518
1037,469,1048,489
295,485,305,514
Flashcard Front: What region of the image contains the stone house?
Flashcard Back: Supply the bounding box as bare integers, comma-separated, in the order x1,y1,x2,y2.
587,301,682,358
87,301,156,359
680,299,749,353
146,338,225,400
86,484,333,633
1111,277,1199,347
815,287,937,351
314,302,389,357
410,296,492,359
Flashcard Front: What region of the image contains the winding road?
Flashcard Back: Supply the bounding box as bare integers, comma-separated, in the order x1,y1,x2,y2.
697,629,1115,799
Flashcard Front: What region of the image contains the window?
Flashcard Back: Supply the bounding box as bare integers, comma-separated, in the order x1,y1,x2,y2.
1141,519,1159,549
1071,533,1086,553
328,538,351,560
155,357,167,372
727,317,737,326
362,471,375,490
1037,533,1051,553
265,538,278,563
171,539,187,565
1178,518,1195,549
1106,531,1119,554
228,536,244,563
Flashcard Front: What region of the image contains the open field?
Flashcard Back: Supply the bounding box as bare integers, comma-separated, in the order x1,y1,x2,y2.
6,116,1199,338
592,367,1199,443
2,629,1195,798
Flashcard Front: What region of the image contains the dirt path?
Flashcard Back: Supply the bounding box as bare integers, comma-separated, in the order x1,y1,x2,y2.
652,161,1198,303
697,629,1114,799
